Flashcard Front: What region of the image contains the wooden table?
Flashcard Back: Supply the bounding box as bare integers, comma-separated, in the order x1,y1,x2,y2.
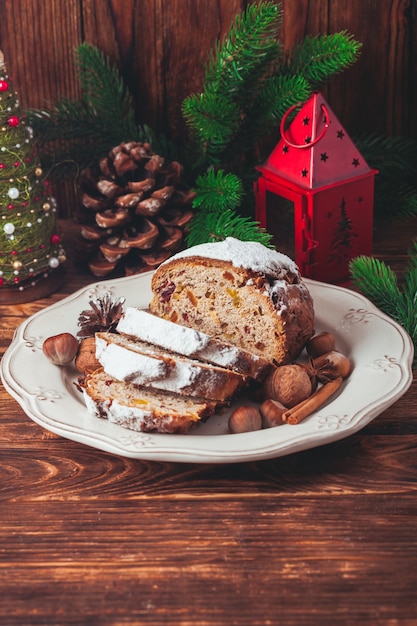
1,219,416,626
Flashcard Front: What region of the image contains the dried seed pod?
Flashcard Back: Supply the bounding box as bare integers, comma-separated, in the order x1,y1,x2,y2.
262,364,312,408
228,406,262,434
43,333,79,366
306,331,336,358
312,350,352,382
260,399,287,428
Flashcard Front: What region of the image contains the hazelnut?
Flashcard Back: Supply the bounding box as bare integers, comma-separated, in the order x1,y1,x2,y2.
42,333,79,366
306,331,336,359
228,405,262,434
263,364,312,408
260,399,287,428
312,350,351,381
74,336,101,373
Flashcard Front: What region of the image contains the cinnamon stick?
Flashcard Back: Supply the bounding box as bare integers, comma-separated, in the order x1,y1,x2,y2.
282,376,343,425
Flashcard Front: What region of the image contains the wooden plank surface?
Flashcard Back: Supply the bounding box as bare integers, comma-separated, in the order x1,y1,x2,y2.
1,0,417,218
0,217,416,624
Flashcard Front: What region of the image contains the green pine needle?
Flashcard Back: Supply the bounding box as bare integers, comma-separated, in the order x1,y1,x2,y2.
355,134,417,218
186,207,273,248
75,43,135,124
182,1,283,167
349,255,417,360
205,1,282,93
26,44,175,177
349,256,401,318
192,169,244,212
287,32,362,87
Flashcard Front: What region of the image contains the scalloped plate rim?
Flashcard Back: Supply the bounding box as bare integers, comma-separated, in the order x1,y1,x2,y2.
1,272,414,463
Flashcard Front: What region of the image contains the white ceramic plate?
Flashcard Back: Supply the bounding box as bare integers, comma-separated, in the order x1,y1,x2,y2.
1,272,414,463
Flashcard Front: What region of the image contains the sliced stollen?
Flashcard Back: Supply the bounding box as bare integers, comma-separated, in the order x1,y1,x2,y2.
95,331,246,402
81,369,216,433
116,307,272,381
149,237,315,365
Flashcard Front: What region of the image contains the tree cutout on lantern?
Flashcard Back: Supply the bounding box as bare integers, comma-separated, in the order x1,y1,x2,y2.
254,92,378,284
0,50,65,304
328,197,359,266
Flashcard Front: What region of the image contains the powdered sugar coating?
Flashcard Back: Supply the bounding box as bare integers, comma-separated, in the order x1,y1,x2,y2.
117,307,210,355
167,237,299,278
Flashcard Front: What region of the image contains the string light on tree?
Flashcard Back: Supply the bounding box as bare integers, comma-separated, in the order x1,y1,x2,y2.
0,49,65,302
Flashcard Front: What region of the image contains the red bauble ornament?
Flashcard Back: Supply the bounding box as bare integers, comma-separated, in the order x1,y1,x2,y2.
8,116,20,127
51,234,61,245
0,80,9,91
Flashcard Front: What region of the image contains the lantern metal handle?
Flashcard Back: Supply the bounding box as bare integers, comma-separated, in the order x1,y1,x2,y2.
280,102,330,149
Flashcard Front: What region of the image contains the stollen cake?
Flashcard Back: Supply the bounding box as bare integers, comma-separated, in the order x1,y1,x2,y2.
116,307,272,381
81,369,217,433
149,237,315,365
95,331,246,402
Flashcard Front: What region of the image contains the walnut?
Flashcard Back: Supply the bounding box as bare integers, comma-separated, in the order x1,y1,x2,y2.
262,364,312,408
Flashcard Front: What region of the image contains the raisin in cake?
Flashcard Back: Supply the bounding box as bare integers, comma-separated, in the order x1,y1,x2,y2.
149,237,315,365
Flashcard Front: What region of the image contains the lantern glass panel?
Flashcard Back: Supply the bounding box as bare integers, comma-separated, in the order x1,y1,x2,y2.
265,191,295,258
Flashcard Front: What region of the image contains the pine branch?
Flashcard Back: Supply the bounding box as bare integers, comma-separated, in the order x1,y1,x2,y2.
356,133,417,179
373,179,417,218
286,32,362,88
233,73,312,150
182,1,283,168
26,44,174,178
75,43,135,124
192,169,244,212
182,92,241,163
187,207,273,248
205,1,282,96
402,267,417,347
349,256,402,320
355,134,417,218
187,168,271,247
350,254,417,362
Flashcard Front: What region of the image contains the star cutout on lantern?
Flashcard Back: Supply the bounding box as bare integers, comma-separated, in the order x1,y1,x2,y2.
357,196,364,203
320,152,329,162
337,130,345,139
301,168,308,178
283,145,289,154
352,158,360,167
303,116,310,126
327,211,332,219
305,136,311,144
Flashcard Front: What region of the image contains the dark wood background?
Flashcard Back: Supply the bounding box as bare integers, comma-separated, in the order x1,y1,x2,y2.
1,0,416,217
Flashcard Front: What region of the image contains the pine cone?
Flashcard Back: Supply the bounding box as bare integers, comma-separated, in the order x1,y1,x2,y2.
76,142,195,277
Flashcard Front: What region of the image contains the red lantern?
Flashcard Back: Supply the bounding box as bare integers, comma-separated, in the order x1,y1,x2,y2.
254,92,378,284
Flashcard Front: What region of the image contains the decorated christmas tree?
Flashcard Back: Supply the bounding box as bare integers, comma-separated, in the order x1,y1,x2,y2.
0,50,65,303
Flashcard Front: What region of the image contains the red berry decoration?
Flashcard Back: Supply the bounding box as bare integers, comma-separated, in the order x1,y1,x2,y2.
8,116,20,127
0,80,9,91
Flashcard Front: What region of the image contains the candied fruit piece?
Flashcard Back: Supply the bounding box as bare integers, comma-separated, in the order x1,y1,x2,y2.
186,289,198,306
226,287,241,307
